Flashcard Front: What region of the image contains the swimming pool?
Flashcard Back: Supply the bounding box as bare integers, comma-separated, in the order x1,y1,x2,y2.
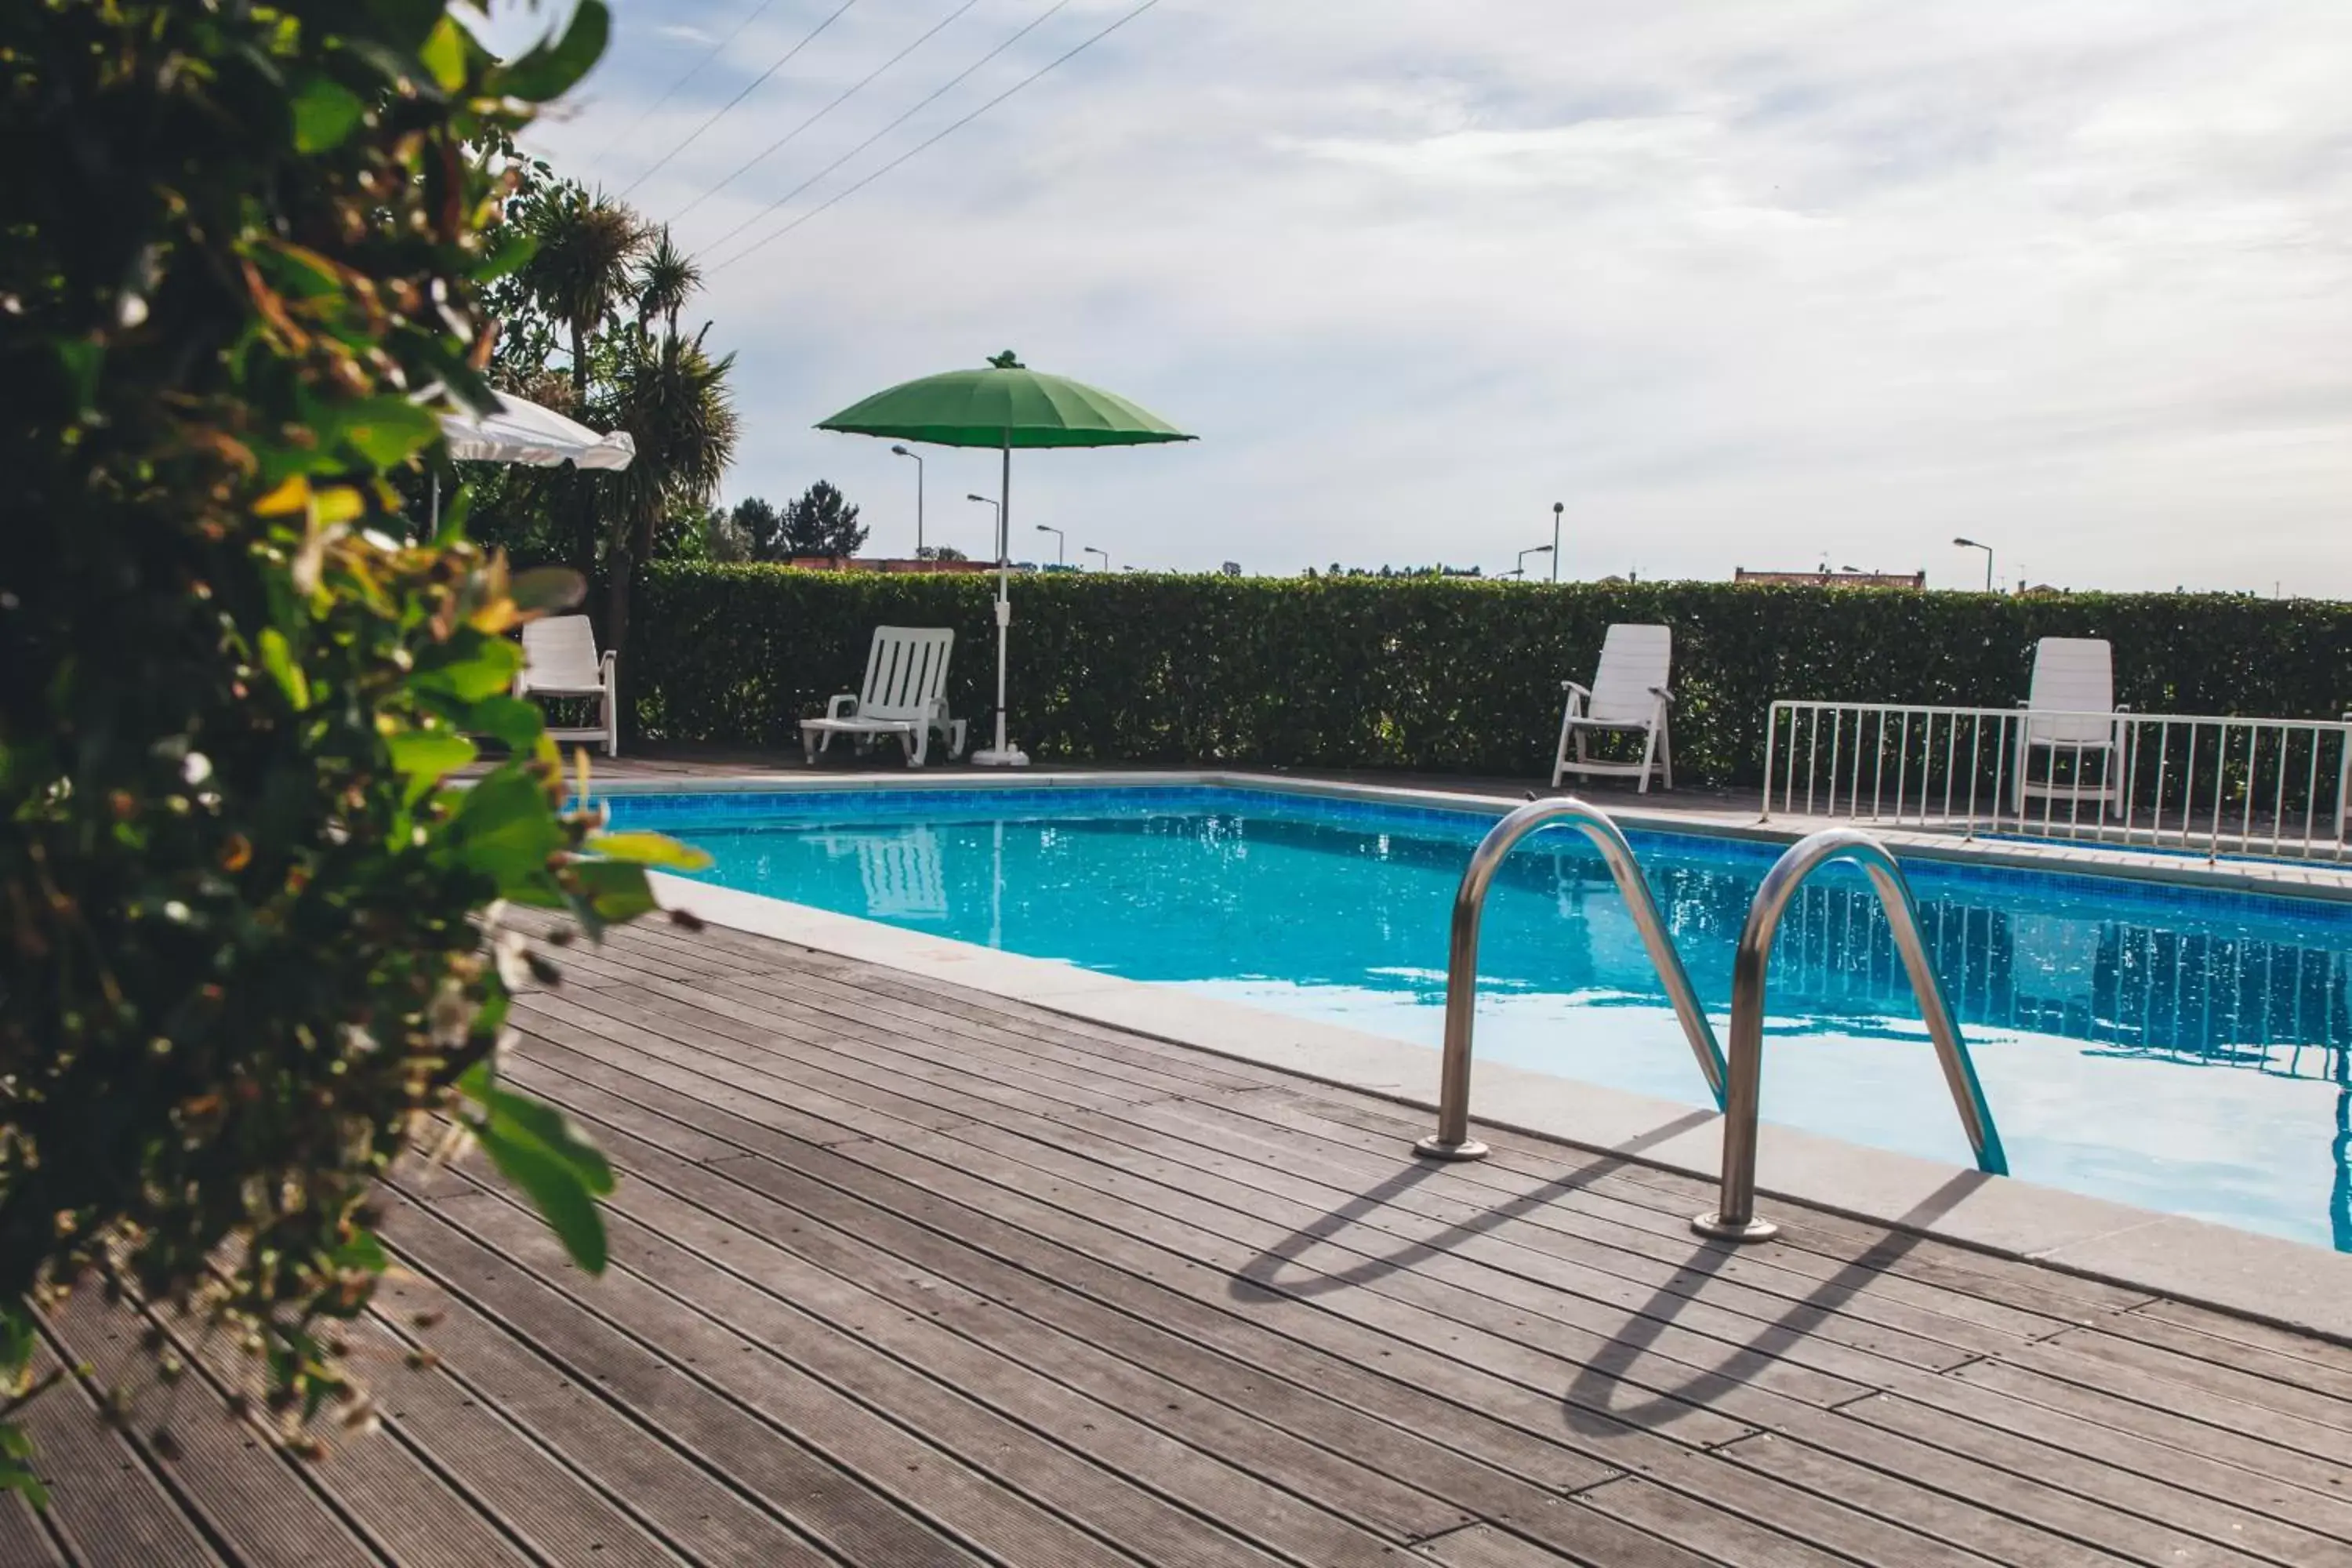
611,783,2352,1254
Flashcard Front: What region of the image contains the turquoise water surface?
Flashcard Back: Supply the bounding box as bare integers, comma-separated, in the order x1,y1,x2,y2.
613,786,2352,1253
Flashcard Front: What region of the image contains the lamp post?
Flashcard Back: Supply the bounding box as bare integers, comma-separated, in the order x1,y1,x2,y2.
1953,536,1993,593
1551,500,1563,583
1516,543,1553,579
1034,523,1065,566
890,444,924,558
1083,546,1109,571
967,493,1002,575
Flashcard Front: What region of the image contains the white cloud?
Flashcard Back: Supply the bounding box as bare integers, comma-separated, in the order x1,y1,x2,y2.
520,0,2352,590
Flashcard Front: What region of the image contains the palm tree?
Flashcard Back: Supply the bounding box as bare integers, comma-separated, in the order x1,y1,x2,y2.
518,187,649,578
634,227,700,339
600,323,739,666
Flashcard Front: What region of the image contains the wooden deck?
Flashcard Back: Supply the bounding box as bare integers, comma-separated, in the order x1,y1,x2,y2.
13,914,2352,1567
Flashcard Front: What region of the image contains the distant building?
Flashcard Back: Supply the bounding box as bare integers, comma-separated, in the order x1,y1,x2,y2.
1221,561,1243,576
1734,567,1926,590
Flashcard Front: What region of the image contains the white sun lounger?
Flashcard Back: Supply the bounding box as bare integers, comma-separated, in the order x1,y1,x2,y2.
2015,636,2128,815
800,626,964,768
1552,622,1674,793
514,615,619,757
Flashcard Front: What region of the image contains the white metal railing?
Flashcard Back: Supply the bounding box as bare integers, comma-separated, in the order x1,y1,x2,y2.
1760,702,2352,862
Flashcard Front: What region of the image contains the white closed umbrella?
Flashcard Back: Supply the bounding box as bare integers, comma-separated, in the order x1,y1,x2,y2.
431,390,636,524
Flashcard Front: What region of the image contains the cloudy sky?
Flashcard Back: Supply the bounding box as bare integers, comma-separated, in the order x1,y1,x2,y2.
485,0,2351,591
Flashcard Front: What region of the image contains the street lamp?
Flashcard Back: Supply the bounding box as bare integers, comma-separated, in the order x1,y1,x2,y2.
967,494,1001,568
1515,543,1553,579
1083,546,1109,571
1551,500,1563,583
1034,523,1065,566
890,444,924,558
1953,537,1993,593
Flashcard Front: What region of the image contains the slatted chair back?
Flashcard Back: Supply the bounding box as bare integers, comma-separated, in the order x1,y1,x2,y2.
858,626,956,724
1587,623,1672,723
2025,637,2116,745
521,615,604,692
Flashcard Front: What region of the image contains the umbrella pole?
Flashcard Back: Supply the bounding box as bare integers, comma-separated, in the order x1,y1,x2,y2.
973,436,1028,766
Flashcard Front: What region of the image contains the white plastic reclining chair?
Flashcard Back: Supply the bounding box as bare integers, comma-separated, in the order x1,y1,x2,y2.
2014,636,2128,816
1552,623,1674,793
800,626,964,768
514,615,618,757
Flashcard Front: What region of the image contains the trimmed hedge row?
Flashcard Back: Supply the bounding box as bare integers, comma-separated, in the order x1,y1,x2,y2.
627,565,2352,786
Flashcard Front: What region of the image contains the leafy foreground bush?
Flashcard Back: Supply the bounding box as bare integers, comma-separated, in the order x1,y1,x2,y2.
0,0,696,1496
631,565,2352,786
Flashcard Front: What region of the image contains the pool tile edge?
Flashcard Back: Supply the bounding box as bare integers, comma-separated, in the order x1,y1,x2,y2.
644,871,2352,1348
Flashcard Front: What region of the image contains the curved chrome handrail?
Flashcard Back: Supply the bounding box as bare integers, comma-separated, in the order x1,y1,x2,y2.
1414,798,1727,1162
1692,827,2009,1242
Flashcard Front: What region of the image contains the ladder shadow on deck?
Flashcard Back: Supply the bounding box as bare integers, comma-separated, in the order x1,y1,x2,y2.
1559,1168,1991,1435
1227,1109,1719,1303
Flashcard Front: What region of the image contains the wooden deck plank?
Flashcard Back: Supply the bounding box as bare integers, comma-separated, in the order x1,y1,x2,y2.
19,913,2351,1567
8,1346,223,1568
360,1272,836,1566
0,1498,62,1568
510,1048,2060,1568
166,1310,538,1568
554,976,1965,1399
41,1290,381,1568
501,1006,2258,1568
378,1192,989,1567
614,963,2086,1354
338,1312,689,1568
470,1076,1834,1568
415,1180,1277,1568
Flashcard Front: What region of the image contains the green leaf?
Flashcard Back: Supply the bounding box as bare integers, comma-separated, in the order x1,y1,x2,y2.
328,1227,390,1274
53,337,102,416
474,1087,611,1274
586,831,711,872
485,1087,613,1195
510,567,586,614
494,0,610,102
339,396,441,469
289,74,365,152
360,0,449,49
387,730,477,803
257,628,311,711
568,858,659,924
417,16,470,93
452,768,564,885
412,633,521,702
462,695,549,752
472,227,537,284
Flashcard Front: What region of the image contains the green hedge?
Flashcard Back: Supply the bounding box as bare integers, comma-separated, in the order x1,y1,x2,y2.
627,566,2352,786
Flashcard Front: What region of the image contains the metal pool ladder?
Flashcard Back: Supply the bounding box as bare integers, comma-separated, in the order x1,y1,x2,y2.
1412,807,2008,1247
1690,827,2006,1242
1414,798,1729,1163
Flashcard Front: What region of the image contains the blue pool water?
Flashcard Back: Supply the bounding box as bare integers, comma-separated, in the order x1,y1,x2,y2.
612,784,2352,1253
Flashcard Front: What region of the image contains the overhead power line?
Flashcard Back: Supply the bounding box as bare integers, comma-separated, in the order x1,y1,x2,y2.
712,0,1161,271
701,0,1072,258
669,0,983,227
589,0,785,165
618,0,863,201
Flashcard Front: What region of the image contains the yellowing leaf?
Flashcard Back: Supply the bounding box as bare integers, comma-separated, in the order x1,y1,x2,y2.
419,16,470,93
313,485,365,524
253,476,310,516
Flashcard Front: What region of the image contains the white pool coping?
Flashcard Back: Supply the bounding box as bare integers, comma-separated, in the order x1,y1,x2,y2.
626,771,2352,1345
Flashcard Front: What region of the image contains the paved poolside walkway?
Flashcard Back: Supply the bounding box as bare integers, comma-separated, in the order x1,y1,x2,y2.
14,913,2352,1566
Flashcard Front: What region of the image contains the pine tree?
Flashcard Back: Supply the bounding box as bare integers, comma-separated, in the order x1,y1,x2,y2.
781,481,867,557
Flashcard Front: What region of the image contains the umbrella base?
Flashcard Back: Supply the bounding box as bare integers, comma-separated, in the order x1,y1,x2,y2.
971,745,1030,768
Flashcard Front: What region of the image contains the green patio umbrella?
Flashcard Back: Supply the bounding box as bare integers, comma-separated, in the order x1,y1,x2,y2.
818,351,1194,765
